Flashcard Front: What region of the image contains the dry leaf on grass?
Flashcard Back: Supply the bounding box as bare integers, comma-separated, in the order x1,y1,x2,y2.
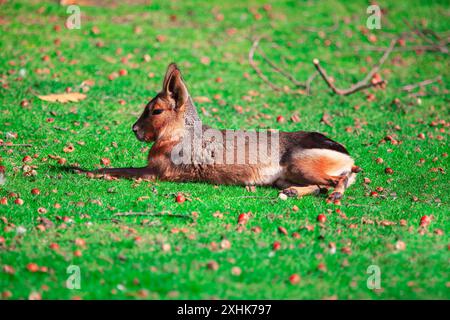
321,113,333,127
38,92,86,103
193,96,211,103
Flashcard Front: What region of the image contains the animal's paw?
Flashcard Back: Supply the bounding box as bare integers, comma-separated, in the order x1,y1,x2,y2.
326,192,342,205
282,187,299,198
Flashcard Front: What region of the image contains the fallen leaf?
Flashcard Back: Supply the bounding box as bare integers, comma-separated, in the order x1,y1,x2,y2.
207,260,219,271
193,96,211,103
231,266,241,276
3,265,15,275
321,113,333,127
28,291,41,300
278,226,288,235
38,92,86,103
395,240,406,250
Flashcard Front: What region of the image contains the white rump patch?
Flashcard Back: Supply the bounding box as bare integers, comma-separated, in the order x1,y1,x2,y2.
293,148,354,176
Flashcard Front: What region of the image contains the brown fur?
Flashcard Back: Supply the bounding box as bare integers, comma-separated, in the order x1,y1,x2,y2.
84,63,358,203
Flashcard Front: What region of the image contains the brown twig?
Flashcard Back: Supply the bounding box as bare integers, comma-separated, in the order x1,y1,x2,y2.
402,76,443,92
249,37,284,92
249,36,307,93
313,39,396,95
0,143,33,147
354,31,450,54
421,29,446,42
298,17,341,33
409,91,449,98
305,71,319,95
354,41,448,54
367,22,449,54
257,48,306,88
113,211,193,220
403,19,436,46
378,30,415,40
401,19,450,52
235,195,273,199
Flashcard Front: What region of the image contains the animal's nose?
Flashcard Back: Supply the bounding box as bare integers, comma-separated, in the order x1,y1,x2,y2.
132,124,139,133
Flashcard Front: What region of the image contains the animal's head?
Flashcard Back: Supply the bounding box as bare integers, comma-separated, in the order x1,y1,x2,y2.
132,63,191,142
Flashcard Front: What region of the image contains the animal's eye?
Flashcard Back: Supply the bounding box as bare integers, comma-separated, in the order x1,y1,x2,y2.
152,109,164,115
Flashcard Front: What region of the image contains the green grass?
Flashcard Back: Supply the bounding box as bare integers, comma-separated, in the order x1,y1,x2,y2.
0,0,449,300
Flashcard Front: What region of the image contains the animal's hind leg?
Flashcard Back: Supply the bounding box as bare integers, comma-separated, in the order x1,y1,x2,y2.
327,169,360,204
275,178,326,198
282,185,322,198
283,148,355,203
326,175,348,205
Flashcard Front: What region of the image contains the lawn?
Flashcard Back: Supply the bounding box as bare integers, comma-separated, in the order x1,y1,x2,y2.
0,0,449,300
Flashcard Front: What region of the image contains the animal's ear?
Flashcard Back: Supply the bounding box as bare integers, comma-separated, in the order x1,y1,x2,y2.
162,63,188,110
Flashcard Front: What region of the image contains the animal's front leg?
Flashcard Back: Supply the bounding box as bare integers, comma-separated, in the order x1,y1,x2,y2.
88,167,155,179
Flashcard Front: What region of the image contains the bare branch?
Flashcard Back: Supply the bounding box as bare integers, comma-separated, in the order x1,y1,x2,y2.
305,71,318,95
249,37,284,92
0,143,33,147
363,24,449,53
113,211,194,220
402,76,443,92
257,48,306,88
402,18,436,46
354,41,448,54
298,16,341,33
353,30,450,54
249,36,308,93
360,39,397,84
420,29,444,42
313,39,396,96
